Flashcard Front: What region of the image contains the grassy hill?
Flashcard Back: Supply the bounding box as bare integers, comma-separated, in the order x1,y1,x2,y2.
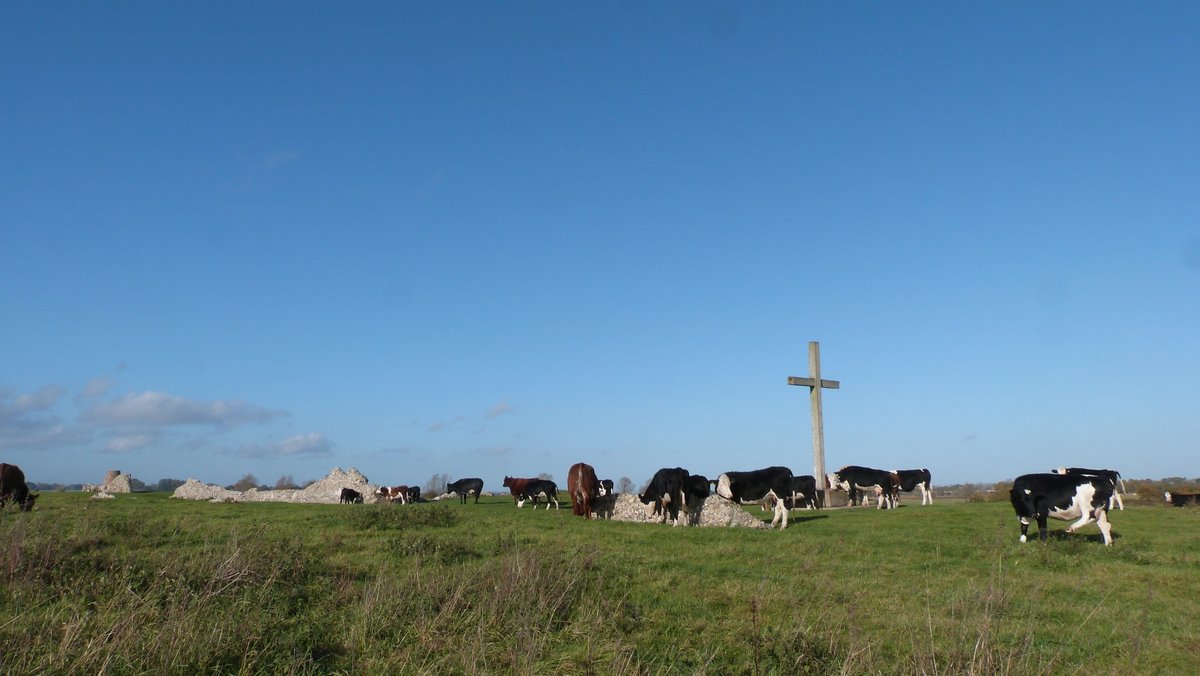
2,493,1197,673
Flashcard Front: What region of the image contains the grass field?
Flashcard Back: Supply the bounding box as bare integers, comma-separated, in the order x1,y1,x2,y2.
2,492,1198,674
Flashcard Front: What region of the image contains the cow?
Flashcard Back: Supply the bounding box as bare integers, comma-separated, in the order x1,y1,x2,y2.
1165,491,1200,507
376,485,410,504
715,466,794,529
338,488,363,504
827,466,898,509
519,479,559,509
406,486,421,503
784,474,823,510
1052,467,1126,510
567,462,600,518
597,479,615,497
639,467,690,526
1009,473,1114,545
0,463,38,512
446,477,484,504
892,468,933,506
685,474,711,502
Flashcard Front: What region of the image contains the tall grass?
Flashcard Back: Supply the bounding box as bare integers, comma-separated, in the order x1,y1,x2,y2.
2,494,1198,673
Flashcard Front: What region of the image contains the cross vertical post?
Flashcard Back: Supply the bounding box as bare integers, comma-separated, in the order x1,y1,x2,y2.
787,341,839,508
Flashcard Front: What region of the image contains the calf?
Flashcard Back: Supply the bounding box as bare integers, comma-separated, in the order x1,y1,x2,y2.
446,477,484,504
1010,473,1114,545
517,479,559,509
1052,467,1125,510
376,485,410,504
338,487,363,504
784,474,823,510
892,468,933,506
827,466,898,508
639,467,689,526
1165,491,1200,507
715,466,794,529
0,463,38,512
568,462,600,518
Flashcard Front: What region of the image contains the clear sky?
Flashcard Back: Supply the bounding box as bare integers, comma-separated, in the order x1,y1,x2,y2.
3,2,1197,490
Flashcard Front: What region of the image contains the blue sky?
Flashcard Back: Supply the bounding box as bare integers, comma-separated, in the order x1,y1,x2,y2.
3,2,1197,489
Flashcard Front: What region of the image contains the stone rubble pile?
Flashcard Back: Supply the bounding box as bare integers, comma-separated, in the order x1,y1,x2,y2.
84,469,134,494
171,467,380,504
605,493,768,529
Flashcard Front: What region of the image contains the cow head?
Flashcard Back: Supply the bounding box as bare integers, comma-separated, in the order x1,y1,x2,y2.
1164,492,1172,503
826,473,848,492
502,476,513,488
21,492,38,512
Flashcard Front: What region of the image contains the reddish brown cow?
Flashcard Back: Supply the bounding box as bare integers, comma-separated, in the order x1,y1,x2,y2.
567,462,599,519
0,463,38,512
502,476,532,505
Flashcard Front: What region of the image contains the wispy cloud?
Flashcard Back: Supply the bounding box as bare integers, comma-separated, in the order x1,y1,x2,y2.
80,376,115,400
103,432,158,453
236,432,333,458
0,387,81,450
14,385,64,412
263,150,300,169
486,400,513,419
429,416,466,432
82,391,283,428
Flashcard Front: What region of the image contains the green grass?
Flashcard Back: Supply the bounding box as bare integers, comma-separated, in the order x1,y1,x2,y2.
2,493,1198,674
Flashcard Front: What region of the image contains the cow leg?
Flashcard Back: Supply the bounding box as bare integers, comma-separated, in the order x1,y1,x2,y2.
1065,510,1095,534
1113,492,1124,511
1037,514,1049,542
1018,516,1031,543
772,496,788,529
517,497,527,508
1095,509,1113,545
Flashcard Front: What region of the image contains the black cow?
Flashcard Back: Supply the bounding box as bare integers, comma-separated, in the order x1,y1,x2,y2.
715,466,794,529
892,468,933,506
406,486,421,503
639,467,689,526
1165,491,1200,507
827,466,898,509
516,479,559,509
597,479,615,497
1052,467,1125,510
1010,473,1114,545
0,463,38,512
338,487,363,504
446,477,484,504
784,474,823,510
685,474,711,502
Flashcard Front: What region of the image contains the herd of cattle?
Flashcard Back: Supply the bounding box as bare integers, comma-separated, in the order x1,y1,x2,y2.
3,460,1199,546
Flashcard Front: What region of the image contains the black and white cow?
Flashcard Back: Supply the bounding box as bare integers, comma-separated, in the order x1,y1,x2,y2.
517,479,559,509
685,474,711,502
715,466,794,529
892,468,933,506
597,479,615,497
1165,491,1200,507
1052,467,1125,510
446,477,484,504
1010,473,1114,545
826,466,898,509
784,474,823,510
639,467,689,526
338,487,363,504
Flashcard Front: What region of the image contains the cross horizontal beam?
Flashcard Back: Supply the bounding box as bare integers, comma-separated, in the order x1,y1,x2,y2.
787,376,840,390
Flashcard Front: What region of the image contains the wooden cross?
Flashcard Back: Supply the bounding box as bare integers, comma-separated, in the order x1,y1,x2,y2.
788,341,839,507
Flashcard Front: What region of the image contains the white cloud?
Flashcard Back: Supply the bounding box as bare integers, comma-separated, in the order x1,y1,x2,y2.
429,416,466,432
80,376,115,399
237,432,333,459
0,387,82,450
14,385,64,412
486,400,513,419
104,432,157,453
83,391,282,428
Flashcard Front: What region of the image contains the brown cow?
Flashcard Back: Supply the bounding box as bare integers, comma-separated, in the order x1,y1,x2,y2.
0,463,38,512
567,462,599,519
376,485,410,504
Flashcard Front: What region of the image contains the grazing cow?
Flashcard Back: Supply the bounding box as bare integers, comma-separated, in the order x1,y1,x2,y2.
503,476,532,504
639,467,690,526
446,477,484,504
338,488,363,504
685,474,711,502
376,485,410,504
1010,473,1114,545
1165,491,1200,507
406,486,421,503
892,468,933,506
597,479,615,497
1052,467,1125,510
567,462,600,518
784,474,823,510
0,463,38,512
715,466,794,529
827,466,898,509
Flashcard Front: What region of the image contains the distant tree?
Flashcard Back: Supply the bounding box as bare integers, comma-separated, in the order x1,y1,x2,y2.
425,472,451,497
274,474,298,489
129,477,148,492
156,478,185,492
617,477,634,494
537,472,554,481
231,473,258,491
302,478,316,488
